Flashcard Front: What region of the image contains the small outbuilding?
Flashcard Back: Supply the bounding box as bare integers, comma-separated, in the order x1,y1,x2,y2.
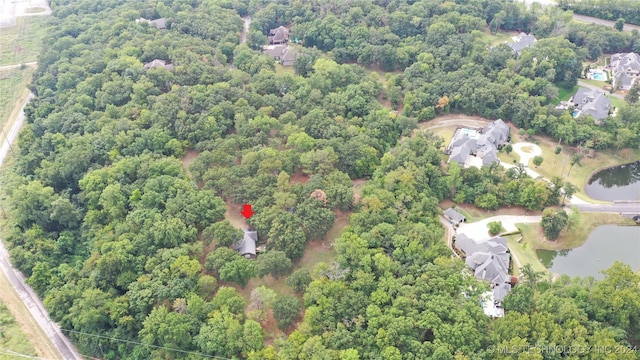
234,229,258,259
444,208,466,224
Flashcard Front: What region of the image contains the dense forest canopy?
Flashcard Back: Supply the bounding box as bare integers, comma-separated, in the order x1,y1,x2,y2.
3,0,639,359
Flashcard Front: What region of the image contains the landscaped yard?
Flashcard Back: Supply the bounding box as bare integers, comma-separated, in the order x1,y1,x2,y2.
0,17,49,66
526,134,640,202
475,28,516,46
553,81,578,104
518,212,635,252
275,63,295,75
505,234,547,276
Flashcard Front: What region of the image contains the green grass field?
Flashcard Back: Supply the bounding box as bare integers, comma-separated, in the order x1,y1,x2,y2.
0,17,49,66
526,133,640,203
0,298,38,360
275,63,295,75
475,28,515,46
553,81,579,104
0,68,34,129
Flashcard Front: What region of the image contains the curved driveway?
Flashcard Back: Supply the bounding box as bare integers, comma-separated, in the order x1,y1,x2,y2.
457,215,542,240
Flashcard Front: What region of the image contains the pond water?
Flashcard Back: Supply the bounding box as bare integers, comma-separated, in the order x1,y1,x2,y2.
585,161,640,201
537,225,640,280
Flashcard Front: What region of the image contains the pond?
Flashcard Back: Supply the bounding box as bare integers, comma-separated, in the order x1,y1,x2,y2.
585,161,640,201
537,225,640,280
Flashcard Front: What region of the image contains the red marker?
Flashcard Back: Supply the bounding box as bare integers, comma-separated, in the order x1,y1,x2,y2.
240,204,254,219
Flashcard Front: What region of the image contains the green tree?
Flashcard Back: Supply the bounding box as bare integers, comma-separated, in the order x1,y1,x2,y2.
614,18,625,31
286,269,313,293
562,181,578,204
195,310,243,357
273,295,301,330
541,208,569,240
567,153,584,176
487,221,502,235
625,83,640,104
532,155,544,167
204,220,243,247
504,144,513,155
255,250,293,279
219,258,256,287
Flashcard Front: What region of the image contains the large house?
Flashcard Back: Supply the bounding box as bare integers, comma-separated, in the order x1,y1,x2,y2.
135,17,167,30
268,26,290,45
143,59,174,71
444,208,466,224
508,32,536,55
608,52,640,90
446,119,510,168
263,44,299,66
234,229,258,259
454,233,512,317
571,88,610,122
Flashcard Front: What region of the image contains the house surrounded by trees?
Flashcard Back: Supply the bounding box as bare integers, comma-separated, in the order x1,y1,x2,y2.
454,233,513,317
234,229,258,259
608,52,640,90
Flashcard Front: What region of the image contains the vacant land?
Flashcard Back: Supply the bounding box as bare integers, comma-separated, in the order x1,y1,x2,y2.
476,28,517,46
553,81,579,104
0,68,34,132
0,17,49,66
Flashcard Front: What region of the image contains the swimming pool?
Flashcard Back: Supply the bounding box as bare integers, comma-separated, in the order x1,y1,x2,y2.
460,128,479,139
572,109,580,118
592,72,607,81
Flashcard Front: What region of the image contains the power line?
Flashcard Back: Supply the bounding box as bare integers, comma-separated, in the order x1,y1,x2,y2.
60,329,232,360
0,346,50,360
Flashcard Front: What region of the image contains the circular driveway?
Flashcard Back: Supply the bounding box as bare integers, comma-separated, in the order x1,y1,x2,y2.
512,142,542,167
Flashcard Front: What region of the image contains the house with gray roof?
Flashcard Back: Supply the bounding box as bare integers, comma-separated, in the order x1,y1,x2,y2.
263,44,299,66
444,208,466,224
508,32,536,55
446,120,508,168
608,52,640,90
234,229,258,259
268,26,290,45
571,88,610,122
136,17,167,30
144,59,174,71
454,234,512,317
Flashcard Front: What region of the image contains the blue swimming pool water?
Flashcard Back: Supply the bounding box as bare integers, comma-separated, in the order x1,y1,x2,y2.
592,72,607,81
572,110,579,117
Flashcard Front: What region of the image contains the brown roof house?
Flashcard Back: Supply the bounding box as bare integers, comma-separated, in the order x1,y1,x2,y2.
144,59,174,71
268,26,290,45
263,45,299,66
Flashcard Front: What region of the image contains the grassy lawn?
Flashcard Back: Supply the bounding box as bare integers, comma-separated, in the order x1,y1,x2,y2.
505,234,548,276
517,212,634,252
609,96,626,110
526,134,640,202
498,148,521,165
0,295,39,360
579,78,609,88
553,81,578,104
0,17,49,66
419,125,457,151
476,29,515,46
451,203,539,223
275,63,295,75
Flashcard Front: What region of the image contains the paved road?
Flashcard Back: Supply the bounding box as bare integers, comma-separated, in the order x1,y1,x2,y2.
572,202,640,214
516,0,640,32
573,14,640,32
577,80,625,100
0,93,84,360
0,62,38,71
